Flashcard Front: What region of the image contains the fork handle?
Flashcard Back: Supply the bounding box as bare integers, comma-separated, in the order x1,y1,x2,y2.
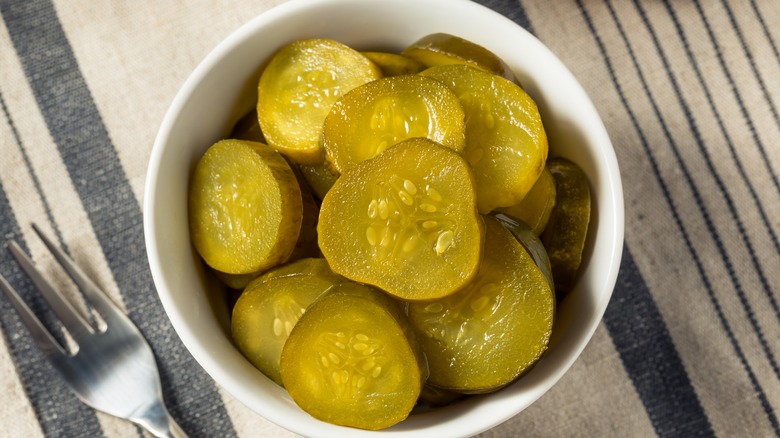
133,401,188,438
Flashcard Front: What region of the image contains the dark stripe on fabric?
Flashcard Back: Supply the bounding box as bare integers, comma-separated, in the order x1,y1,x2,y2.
714,0,780,191
472,0,534,33
605,245,715,437
0,1,237,436
629,0,780,381
0,93,68,253
577,0,779,433
663,0,780,325
0,96,104,438
749,0,780,67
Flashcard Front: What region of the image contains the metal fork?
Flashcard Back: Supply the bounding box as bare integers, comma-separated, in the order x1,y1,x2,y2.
0,224,186,438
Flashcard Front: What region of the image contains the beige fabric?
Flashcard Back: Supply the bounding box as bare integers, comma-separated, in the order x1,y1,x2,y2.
1,0,778,436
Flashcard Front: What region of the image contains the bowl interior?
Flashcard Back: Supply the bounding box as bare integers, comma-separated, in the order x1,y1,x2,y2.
144,0,624,436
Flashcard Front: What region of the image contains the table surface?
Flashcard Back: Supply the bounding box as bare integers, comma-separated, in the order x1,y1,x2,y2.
1,0,779,437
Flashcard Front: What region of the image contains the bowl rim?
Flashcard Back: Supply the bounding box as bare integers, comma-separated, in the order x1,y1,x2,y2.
144,0,625,436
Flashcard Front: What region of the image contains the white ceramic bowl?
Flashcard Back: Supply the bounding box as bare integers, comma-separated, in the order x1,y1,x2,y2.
144,0,624,436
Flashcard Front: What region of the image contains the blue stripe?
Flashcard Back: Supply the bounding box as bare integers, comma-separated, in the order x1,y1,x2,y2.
579,2,719,432
749,0,780,68
0,93,68,253
577,0,779,433
628,0,780,380
0,94,105,438
716,0,780,182
473,0,534,33
605,246,715,437
0,1,237,436
662,0,780,325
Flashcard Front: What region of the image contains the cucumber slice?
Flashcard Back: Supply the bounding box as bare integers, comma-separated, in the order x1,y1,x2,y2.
257,39,381,165
420,64,548,213
322,74,465,175
280,282,425,430
408,216,554,393
188,139,302,275
318,138,483,301
542,157,592,298
231,258,342,386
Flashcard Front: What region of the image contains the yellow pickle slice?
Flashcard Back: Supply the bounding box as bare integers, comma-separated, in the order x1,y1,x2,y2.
188,139,302,275
420,64,548,213
407,216,554,393
280,282,426,430
361,51,426,76
402,32,515,81
318,137,483,301
542,157,592,298
257,38,382,165
496,167,557,235
298,163,339,201
322,74,466,175
231,258,343,386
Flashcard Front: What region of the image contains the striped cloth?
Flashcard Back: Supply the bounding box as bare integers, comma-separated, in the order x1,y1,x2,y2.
1,0,778,436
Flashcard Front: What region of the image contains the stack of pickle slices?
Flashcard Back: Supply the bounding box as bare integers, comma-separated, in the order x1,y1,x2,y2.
188,33,591,430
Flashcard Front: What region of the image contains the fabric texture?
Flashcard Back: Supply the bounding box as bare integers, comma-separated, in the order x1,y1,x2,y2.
0,0,778,436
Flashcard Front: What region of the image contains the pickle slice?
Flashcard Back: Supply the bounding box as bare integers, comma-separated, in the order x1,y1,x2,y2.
232,258,342,386
402,33,515,81
361,51,425,76
407,216,554,393
257,39,382,165
298,164,338,201
189,139,302,274
287,165,322,261
542,158,592,298
318,138,483,301
280,282,425,430
421,64,548,213
496,167,557,235
322,74,465,175
492,212,555,292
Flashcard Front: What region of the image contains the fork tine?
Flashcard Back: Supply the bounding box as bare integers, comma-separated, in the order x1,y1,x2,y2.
7,239,94,340
0,273,67,357
30,224,129,329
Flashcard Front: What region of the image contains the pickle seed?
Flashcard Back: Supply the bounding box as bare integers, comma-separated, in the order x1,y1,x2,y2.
435,230,454,254
398,190,414,206
420,203,437,213
426,186,442,202
366,226,378,246
424,303,444,313
403,179,418,195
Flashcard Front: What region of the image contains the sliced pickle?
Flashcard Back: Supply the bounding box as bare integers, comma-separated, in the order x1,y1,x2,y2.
402,32,515,81
287,165,321,261
212,269,261,291
189,139,302,274
492,212,554,292
257,39,382,165
421,64,548,213
361,51,425,76
322,74,465,175
496,167,557,235
407,216,554,393
298,164,338,201
542,158,592,298
232,258,343,386
318,138,483,301
280,282,426,430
